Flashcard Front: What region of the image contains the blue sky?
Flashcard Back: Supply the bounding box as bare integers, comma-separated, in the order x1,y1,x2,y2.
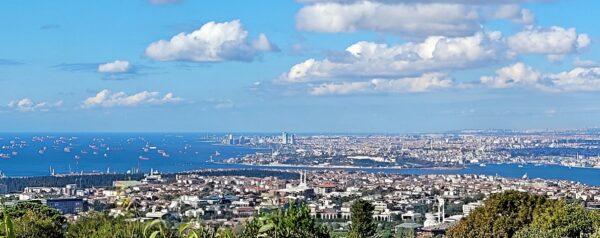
1,0,600,133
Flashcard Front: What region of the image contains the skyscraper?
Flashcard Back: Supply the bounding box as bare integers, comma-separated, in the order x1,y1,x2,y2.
282,132,288,144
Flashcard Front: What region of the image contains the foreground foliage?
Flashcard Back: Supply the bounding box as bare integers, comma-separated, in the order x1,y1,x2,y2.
5,191,600,237
0,202,64,238
348,200,376,238
0,204,327,238
447,190,600,238
66,213,146,238
240,202,329,238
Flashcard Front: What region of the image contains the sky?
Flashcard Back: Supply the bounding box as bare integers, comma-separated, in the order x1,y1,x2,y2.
1,0,600,133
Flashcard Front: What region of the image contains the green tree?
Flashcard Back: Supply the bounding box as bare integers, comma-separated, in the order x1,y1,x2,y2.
525,202,597,237
66,212,146,238
513,227,563,238
241,202,329,238
0,202,65,238
447,191,600,238
447,191,554,238
348,200,376,238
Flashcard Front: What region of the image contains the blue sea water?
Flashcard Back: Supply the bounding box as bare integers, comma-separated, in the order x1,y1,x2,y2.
0,133,268,177
1,133,600,186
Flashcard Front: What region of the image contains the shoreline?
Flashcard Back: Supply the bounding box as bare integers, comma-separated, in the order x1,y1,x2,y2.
212,161,466,170
2,162,600,179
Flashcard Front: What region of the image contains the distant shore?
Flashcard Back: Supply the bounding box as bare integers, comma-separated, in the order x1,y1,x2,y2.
212,161,465,170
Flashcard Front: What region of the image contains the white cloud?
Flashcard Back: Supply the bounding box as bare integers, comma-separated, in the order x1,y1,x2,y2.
283,32,505,83
98,60,132,73
481,63,600,92
297,0,540,4
480,62,541,88
82,89,183,108
310,73,452,95
296,2,481,37
145,20,276,62
508,26,591,61
7,98,63,112
548,67,600,92
296,1,537,36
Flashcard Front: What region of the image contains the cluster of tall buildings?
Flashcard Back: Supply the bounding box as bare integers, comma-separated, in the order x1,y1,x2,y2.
222,134,250,145
281,132,295,145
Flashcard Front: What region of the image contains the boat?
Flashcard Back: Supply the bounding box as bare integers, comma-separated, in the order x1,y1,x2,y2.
479,163,487,167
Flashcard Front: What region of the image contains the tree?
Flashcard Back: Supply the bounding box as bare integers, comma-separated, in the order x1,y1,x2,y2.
446,191,600,238
0,202,65,238
348,200,376,238
519,202,598,238
241,202,329,238
66,212,146,238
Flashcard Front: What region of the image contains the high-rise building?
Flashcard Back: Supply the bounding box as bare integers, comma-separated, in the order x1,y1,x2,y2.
290,134,295,145
282,132,288,144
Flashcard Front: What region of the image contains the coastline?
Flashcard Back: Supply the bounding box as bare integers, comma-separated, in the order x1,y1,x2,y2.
211,161,465,170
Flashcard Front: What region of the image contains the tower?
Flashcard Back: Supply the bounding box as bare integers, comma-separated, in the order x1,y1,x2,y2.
282,132,288,144
299,170,308,186
437,196,445,223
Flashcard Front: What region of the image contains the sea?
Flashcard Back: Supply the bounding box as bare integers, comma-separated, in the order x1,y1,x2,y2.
1,133,600,186
0,133,266,177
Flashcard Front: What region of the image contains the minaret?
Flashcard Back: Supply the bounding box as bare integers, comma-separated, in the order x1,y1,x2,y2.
437,197,445,223
304,171,307,185
299,170,307,187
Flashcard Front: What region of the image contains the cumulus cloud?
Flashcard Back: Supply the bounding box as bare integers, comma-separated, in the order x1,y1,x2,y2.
297,0,541,4
480,62,541,88
310,73,452,95
296,1,537,37
296,2,481,37
282,32,505,83
82,89,183,108
145,20,277,62
98,60,132,73
7,98,63,112
481,63,600,92
508,26,591,61
548,67,600,92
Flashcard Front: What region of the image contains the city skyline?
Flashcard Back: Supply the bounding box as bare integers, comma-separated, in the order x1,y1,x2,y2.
2,0,600,133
